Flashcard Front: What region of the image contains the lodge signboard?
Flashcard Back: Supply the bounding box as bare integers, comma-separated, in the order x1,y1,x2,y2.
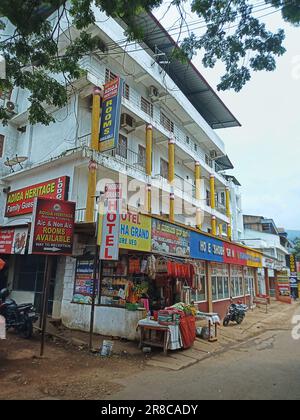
0,226,28,255
28,198,75,256
99,184,121,261
5,176,70,217
152,219,190,257
98,211,151,252
99,77,123,153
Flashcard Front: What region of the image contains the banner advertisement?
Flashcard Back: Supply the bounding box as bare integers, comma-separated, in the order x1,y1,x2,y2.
224,243,262,268
190,231,224,262
99,184,121,261
151,219,190,257
28,198,75,256
0,226,28,255
99,77,123,153
5,176,70,217
277,270,291,302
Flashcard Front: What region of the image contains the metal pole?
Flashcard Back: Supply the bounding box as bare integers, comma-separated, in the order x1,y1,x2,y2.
39,256,49,329
89,247,99,352
40,256,53,357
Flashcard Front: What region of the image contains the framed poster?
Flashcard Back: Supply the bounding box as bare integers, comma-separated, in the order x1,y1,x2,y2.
72,258,98,305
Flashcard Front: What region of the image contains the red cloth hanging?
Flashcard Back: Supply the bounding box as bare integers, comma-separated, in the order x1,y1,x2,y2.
0,259,6,271
179,315,196,349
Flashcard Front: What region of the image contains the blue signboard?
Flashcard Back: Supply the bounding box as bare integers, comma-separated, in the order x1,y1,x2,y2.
99,77,124,152
190,231,224,262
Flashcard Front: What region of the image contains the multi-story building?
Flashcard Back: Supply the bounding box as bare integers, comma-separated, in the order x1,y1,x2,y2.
0,8,264,337
241,215,292,298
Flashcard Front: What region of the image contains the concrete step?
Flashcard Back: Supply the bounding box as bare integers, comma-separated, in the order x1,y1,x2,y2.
146,358,182,371
182,348,211,361
168,352,197,365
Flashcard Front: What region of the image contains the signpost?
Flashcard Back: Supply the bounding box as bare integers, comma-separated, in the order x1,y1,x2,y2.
29,197,75,356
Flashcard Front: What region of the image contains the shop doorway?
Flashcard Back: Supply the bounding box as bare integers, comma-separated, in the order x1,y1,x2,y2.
0,256,9,290
13,255,57,315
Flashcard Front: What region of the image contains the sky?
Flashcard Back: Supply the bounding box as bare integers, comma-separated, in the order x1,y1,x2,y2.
156,3,300,230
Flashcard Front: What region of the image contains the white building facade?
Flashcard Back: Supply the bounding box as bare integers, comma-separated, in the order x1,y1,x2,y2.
0,6,251,336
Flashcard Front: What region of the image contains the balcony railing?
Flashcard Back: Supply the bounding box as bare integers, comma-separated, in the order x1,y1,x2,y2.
104,144,146,174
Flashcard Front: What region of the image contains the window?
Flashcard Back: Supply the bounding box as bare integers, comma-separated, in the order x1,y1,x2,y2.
0,134,4,158
244,267,255,296
117,134,128,159
141,97,153,118
138,145,146,168
230,265,244,298
160,158,169,180
194,143,198,152
191,262,207,303
123,83,130,100
211,264,229,301
105,68,118,83
205,154,213,168
186,136,190,145
160,112,174,133
219,192,226,206
206,190,210,206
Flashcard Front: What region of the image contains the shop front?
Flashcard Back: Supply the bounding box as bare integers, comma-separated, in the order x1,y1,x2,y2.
62,214,205,340
190,232,262,318
61,213,263,338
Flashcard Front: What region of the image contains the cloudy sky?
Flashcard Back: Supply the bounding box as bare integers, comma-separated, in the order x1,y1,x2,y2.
156,4,300,230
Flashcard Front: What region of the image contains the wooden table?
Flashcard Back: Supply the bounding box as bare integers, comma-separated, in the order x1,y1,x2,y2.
137,321,170,356
196,312,220,342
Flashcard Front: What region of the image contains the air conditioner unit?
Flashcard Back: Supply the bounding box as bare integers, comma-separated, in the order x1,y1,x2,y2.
210,150,218,159
120,113,136,133
148,85,159,102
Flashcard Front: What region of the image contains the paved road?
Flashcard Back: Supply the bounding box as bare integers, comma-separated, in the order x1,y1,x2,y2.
109,329,300,400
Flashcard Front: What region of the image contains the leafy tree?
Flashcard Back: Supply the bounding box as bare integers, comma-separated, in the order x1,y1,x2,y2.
293,238,300,260
0,0,300,125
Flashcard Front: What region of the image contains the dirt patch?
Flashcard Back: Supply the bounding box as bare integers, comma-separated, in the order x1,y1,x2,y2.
0,332,147,400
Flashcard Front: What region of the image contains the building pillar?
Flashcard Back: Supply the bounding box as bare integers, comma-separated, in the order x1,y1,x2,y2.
207,262,213,313
210,175,217,235
195,161,202,229
85,87,102,223
219,223,223,237
145,124,153,213
226,187,232,240
254,269,259,297
168,137,175,223
264,268,271,300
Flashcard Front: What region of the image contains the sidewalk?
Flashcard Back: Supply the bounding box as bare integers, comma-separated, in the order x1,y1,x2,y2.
146,300,299,371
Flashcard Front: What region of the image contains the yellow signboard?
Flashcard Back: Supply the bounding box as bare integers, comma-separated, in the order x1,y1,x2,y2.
98,212,151,252
246,250,263,268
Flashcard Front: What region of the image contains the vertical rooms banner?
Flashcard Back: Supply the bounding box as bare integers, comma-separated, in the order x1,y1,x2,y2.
99,77,123,153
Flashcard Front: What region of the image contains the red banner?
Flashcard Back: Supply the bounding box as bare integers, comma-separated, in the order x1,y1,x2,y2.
224,243,247,266
5,176,69,217
0,226,28,255
29,198,75,256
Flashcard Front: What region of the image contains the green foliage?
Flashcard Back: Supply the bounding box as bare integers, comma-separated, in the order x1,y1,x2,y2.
0,0,299,125
293,238,300,260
